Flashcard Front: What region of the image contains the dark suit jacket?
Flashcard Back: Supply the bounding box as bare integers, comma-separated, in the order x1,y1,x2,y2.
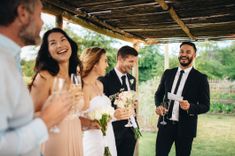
155,67,210,138
99,69,136,138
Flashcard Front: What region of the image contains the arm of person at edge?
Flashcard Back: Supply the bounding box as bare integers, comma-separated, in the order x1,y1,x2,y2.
0,68,72,155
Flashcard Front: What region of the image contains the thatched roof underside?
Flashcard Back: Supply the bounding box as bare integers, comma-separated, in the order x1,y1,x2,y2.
42,0,235,43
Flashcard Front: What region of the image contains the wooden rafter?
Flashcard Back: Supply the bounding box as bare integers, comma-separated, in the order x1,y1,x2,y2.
42,0,145,43
156,0,197,40
40,0,235,43
75,9,143,40
63,12,142,43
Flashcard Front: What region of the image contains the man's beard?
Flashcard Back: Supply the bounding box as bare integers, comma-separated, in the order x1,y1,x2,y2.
178,56,193,67
19,18,41,46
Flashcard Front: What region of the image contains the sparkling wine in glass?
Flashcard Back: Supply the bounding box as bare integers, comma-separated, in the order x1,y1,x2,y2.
50,77,65,133
71,73,82,88
70,73,83,118
160,101,168,125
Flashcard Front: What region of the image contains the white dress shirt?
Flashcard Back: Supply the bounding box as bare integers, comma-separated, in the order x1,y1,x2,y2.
170,66,192,121
114,67,130,91
0,34,48,156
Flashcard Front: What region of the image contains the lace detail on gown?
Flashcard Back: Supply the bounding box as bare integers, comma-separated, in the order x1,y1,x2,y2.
83,95,117,156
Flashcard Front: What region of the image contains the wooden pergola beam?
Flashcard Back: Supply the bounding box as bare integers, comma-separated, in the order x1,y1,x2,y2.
75,9,142,40
42,0,145,43
156,0,197,40
63,12,143,43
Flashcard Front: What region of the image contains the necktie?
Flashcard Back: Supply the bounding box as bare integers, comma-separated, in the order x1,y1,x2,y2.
121,75,128,91
168,70,184,118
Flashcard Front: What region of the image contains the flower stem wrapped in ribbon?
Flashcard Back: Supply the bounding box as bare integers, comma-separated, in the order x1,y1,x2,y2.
87,105,114,156
114,91,142,139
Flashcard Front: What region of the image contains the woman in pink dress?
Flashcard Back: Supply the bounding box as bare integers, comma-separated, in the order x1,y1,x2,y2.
30,28,83,156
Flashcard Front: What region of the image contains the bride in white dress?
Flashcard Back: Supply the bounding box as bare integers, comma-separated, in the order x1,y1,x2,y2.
80,47,117,156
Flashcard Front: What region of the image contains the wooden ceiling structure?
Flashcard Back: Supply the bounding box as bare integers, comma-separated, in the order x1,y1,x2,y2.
42,0,235,44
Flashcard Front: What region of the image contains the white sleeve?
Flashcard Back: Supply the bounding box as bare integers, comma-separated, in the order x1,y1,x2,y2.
0,54,48,155
0,117,48,155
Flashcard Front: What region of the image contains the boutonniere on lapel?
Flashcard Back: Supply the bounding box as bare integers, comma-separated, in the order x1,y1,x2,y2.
130,78,134,86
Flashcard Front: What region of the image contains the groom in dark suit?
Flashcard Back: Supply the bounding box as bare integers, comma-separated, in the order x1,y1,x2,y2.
155,42,210,156
99,46,138,156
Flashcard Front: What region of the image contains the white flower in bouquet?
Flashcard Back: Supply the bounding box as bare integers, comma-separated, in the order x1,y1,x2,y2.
114,90,136,108
86,105,114,156
87,109,102,120
114,91,142,139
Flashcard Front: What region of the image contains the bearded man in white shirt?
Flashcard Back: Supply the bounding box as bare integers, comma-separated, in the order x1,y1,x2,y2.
0,0,72,155
154,42,210,156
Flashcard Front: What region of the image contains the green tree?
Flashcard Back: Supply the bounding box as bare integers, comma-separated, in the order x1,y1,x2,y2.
21,60,35,77
217,43,235,79
196,41,235,80
64,27,119,72
80,31,118,72
139,45,164,82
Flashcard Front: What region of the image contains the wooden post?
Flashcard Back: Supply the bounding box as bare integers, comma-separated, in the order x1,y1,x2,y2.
133,42,140,92
56,14,63,28
133,42,140,156
156,0,196,40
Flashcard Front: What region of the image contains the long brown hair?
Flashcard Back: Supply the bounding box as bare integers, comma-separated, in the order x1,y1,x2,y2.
80,47,106,78
28,28,81,90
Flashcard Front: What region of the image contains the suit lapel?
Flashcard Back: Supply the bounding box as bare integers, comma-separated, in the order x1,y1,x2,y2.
110,69,136,91
110,69,123,91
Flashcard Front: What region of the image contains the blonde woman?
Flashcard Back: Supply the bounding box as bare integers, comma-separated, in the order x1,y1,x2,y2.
80,47,117,156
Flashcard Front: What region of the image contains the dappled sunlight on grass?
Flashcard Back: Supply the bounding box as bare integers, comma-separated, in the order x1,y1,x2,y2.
139,114,235,156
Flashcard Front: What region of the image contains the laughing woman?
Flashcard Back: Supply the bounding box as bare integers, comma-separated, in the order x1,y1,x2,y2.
29,28,83,156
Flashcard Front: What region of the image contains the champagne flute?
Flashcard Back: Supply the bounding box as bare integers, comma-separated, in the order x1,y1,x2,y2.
70,73,82,118
50,77,65,133
71,73,82,88
160,101,168,125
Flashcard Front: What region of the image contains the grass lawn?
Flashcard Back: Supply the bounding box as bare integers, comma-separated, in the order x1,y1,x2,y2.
138,114,235,156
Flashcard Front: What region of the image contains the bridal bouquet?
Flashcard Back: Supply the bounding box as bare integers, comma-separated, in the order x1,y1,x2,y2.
87,105,115,156
114,91,142,139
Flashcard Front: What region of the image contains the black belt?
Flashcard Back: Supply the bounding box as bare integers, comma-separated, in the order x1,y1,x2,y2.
166,119,178,125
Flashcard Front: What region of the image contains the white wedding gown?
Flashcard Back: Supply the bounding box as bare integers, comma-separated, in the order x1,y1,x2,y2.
83,95,117,156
